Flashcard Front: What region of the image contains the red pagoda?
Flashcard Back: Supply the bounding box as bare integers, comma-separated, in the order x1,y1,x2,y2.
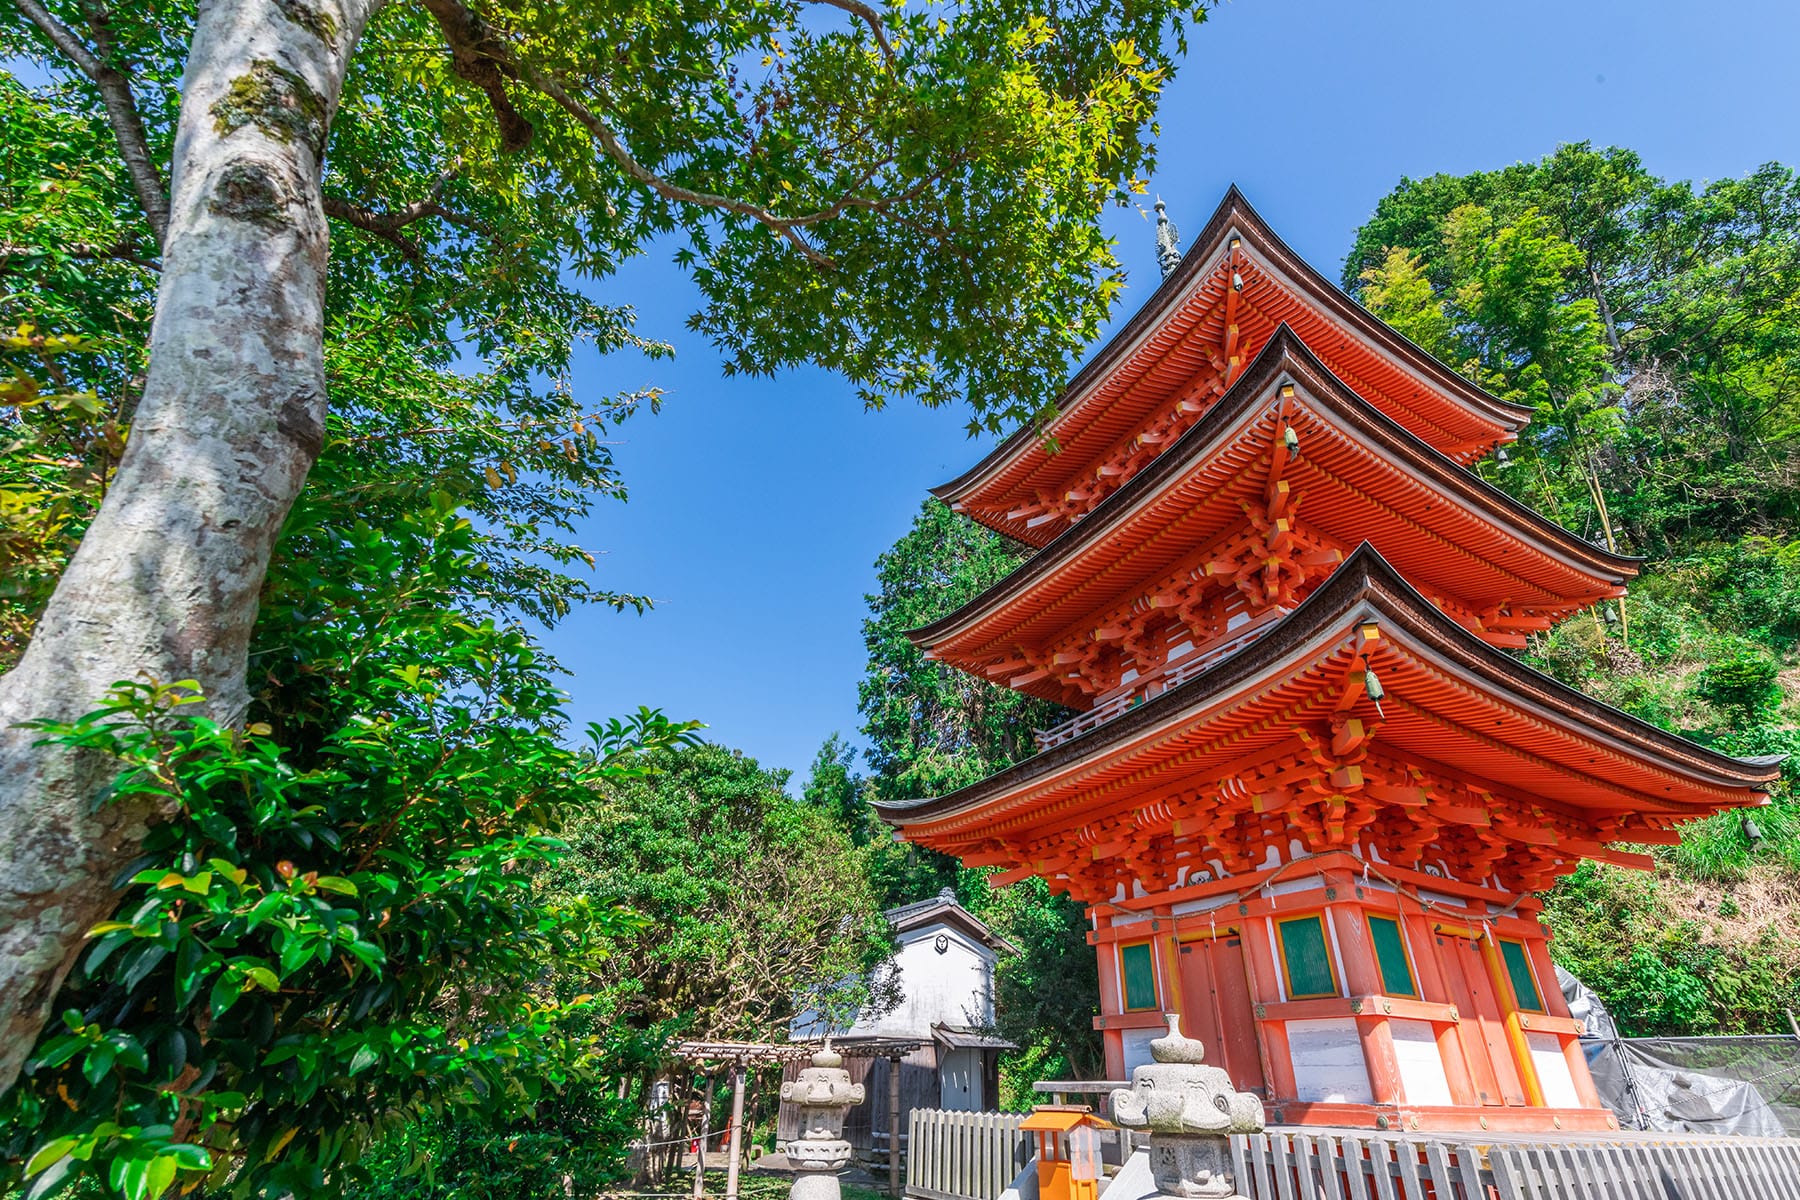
876,189,1781,1134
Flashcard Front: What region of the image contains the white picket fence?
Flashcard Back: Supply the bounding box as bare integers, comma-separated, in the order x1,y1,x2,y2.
905,1109,1800,1200
1236,1127,1800,1199
905,1109,1029,1200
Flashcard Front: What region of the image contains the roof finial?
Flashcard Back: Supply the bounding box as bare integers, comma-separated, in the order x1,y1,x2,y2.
1154,198,1182,279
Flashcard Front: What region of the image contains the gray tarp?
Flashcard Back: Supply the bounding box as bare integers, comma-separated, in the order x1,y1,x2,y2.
1561,965,1800,1136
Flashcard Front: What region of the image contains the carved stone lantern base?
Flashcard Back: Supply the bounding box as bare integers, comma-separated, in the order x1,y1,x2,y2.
1109,1016,1263,1200
1147,1134,1243,1200
790,1164,849,1200
781,1044,865,1200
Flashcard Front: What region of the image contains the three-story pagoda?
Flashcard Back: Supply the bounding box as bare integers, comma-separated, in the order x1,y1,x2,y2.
876,189,1781,1134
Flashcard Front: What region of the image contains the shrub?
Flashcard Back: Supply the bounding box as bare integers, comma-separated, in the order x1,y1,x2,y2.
1693,640,1782,722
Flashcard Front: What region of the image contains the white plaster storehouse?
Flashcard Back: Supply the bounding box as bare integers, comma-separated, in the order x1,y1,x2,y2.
782,889,1018,1156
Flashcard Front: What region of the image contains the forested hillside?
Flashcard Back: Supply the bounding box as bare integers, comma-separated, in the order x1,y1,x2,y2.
831,146,1800,1072
1348,145,1800,1037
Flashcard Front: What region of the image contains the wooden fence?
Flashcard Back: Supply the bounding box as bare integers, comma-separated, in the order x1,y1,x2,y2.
1234,1128,1800,1199
905,1109,1029,1200
903,1109,1800,1200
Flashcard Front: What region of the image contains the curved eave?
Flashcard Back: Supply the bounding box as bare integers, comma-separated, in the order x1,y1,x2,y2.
878,543,1776,830
932,185,1533,515
910,326,1639,656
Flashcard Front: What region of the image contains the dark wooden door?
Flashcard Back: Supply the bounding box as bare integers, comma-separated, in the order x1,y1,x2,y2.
1178,933,1268,1097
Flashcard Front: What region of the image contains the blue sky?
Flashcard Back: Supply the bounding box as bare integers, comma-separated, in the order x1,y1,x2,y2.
545,0,1800,786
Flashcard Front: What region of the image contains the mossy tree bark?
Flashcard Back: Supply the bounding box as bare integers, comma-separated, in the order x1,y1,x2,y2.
0,0,384,1094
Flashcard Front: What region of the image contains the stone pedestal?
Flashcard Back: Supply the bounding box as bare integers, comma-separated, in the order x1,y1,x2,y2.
1109,1016,1264,1200
780,1043,865,1200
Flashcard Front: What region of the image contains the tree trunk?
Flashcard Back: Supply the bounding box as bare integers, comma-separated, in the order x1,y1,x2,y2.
0,0,383,1095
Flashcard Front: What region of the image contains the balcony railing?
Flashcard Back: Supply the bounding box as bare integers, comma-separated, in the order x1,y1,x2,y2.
1031,610,1287,752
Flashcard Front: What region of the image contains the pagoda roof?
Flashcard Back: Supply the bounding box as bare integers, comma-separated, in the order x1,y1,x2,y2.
877,545,1777,860
912,327,1637,700
936,187,1534,546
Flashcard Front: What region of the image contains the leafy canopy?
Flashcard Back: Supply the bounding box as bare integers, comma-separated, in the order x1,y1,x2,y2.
546,741,891,1043
839,498,1101,1079
1348,143,1800,551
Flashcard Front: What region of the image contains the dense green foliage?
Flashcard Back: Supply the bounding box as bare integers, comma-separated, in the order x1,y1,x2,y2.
859,499,1066,805
820,498,1104,1087
549,742,890,1044
346,742,887,1200
2,0,1221,1187
3,31,690,1193
0,566,696,1200
343,1096,643,1200
1348,143,1800,555
1349,144,1800,1037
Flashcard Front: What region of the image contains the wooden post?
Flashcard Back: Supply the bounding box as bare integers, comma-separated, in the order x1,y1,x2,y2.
1239,916,1292,1102
702,1071,718,1153
725,1059,747,1200
888,1052,904,1198
692,1071,714,1200
1476,930,1547,1108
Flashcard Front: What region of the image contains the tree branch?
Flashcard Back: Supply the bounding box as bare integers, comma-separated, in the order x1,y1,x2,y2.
322,165,499,260
0,239,160,270
11,0,170,247
421,0,923,270
803,0,896,65
321,196,426,261
418,0,534,152
519,65,836,267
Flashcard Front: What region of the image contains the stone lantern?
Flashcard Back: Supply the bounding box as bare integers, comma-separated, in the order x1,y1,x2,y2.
1108,1015,1264,1200
779,1042,865,1200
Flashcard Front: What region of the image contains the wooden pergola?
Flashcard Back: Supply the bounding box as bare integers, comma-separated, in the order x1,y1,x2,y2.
672,1038,926,1200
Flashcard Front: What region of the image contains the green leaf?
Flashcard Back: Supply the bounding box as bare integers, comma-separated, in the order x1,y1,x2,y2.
115,1154,148,1200
143,1154,177,1200
22,1155,77,1200
23,1138,79,1177
209,971,243,1019
81,1042,116,1086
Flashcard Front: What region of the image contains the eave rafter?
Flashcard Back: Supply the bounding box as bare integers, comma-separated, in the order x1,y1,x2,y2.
908,605,1763,902
1232,265,1473,459
928,361,1632,712
956,720,1685,904
996,266,1238,535
944,203,1530,547
964,410,1351,707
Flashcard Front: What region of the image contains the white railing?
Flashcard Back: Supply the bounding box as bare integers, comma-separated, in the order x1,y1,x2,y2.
1033,690,1141,752
905,1109,1028,1200
1032,613,1288,752
1235,1127,1800,1200
905,1113,1800,1200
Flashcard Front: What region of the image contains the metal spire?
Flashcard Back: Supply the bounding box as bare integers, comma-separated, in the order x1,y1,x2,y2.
1154,198,1182,279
